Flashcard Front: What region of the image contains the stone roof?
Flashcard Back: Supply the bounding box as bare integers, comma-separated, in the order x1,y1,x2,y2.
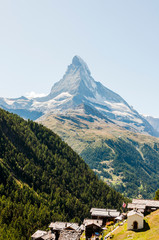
90,208,117,213
132,199,159,208
91,209,120,218
127,203,146,213
65,223,80,231
127,210,144,218
41,232,55,240
31,230,47,239
49,222,79,231
83,219,103,227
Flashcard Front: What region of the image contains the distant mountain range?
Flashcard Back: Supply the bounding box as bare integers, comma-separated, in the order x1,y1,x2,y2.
0,55,158,137
144,116,159,134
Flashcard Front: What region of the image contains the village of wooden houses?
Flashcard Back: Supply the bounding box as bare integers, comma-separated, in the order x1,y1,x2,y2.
31,198,159,240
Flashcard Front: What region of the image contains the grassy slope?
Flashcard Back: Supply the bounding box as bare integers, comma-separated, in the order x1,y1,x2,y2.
112,210,159,240
38,113,159,198
38,113,159,154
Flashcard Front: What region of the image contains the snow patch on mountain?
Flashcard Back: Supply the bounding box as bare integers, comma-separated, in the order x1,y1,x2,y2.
54,92,72,101
31,92,73,112
104,101,130,111
4,99,14,105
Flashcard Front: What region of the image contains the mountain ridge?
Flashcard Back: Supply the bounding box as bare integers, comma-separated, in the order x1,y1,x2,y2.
0,55,158,136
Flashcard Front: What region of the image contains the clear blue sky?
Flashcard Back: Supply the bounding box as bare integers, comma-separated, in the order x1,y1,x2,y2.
0,0,159,117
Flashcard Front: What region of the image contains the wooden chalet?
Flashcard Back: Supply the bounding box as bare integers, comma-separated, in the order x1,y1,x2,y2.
49,221,80,239
84,219,102,240
83,219,103,228
128,199,159,215
90,208,120,225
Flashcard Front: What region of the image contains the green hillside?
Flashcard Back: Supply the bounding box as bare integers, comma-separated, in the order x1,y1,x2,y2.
112,209,159,240
0,109,125,239
38,112,159,199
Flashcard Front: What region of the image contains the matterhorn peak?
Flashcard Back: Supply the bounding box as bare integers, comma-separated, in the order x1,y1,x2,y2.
71,55,91,75
0,55,158,136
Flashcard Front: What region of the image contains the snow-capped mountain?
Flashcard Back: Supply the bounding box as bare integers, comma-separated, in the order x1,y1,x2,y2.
0,56,158,136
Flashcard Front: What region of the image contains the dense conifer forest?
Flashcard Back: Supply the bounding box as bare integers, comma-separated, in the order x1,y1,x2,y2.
0,109,126,239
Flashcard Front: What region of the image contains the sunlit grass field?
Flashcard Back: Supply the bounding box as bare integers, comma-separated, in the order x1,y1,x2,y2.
112,210,159,240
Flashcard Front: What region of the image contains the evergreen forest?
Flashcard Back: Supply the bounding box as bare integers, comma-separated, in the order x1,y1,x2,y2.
0,109,126,239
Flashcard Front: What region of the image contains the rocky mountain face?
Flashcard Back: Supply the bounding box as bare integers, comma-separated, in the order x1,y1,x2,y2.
144,116,159,134
0,56,158,136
